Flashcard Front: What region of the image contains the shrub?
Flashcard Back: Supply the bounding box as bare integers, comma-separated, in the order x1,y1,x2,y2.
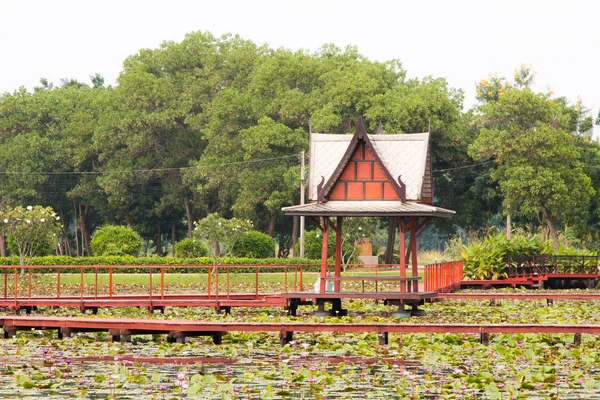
294,230,354,260
461,233,555,280
175,238,208,258
90,225,143,257
232,231,275,258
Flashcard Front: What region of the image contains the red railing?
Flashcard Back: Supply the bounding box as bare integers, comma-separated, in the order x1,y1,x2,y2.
0,264,311,304
423,261,463,293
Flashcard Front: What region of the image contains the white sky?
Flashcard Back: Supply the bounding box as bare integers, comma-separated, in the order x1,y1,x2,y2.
1,0,599,122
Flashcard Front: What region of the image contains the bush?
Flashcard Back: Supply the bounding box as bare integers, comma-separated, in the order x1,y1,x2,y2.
175,238,208,258
294,230,333,260
90,225,143,257
232,231,275,258
461,233,554,280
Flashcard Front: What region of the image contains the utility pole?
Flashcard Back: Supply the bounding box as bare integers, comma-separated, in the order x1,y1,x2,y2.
300,150,306,258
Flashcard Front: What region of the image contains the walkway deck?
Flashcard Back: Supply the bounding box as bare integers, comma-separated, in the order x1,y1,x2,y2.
1,316,598,346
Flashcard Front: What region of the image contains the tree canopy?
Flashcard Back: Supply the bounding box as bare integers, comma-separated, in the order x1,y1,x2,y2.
0,33,598,256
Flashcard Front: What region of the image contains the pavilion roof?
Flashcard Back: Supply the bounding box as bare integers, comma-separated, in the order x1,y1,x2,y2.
282,201,455,218
308,128,432,202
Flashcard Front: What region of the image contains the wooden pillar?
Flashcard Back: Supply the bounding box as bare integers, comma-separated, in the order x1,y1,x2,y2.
320,218,329,293
334,216,343,292
398,218,406,293
410,217,418,292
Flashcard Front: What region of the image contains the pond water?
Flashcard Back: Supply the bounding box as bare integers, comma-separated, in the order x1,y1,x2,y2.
3,298,600,398
1,329,600,399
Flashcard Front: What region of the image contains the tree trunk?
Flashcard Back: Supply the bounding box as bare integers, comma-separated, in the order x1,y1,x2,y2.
0,233,6,257
157,224,162,256
61,212,71,256
541,207,560,250
405,242,412,264
81,204,92,256
385,217,398,264
171,223,176,256
211,239,220,260
291,216,299,257
184,194,195,238
74,203,80,257
267,211,277,237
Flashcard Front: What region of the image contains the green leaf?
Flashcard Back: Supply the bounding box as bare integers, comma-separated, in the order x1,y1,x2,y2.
584,379,595,390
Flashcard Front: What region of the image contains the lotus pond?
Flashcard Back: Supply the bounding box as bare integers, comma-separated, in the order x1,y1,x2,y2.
2,288,600,398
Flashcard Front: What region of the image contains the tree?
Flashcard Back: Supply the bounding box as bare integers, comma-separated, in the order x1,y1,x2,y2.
339,217,378,270
193,213,253,265
232,117,307,236
469,68,594,249
0,205,60,266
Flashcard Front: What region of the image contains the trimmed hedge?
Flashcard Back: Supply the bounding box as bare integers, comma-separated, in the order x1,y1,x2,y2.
0,256,320,273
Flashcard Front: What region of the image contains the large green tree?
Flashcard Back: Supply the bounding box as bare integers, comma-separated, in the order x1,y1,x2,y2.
469,69,594,249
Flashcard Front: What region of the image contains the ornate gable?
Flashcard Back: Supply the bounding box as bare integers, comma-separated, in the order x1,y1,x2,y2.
317,119,406,203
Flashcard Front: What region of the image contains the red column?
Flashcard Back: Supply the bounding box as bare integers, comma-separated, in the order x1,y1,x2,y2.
320,218,329,293
410,217,418,292
334,216,343,292
398,218,406,293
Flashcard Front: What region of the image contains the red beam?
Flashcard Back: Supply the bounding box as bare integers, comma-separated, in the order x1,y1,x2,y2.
3,316,600,335
439,293,600,300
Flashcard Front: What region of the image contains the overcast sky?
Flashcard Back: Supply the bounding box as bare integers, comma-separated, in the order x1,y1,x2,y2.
1,0,599,121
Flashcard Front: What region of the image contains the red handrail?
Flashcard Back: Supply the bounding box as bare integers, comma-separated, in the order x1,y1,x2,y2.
423,261,463,293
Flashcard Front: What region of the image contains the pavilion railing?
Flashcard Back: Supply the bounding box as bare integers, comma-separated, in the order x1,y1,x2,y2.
423,261,463,293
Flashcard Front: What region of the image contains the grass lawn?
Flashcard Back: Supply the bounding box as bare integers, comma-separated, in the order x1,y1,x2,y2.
34,272,319,286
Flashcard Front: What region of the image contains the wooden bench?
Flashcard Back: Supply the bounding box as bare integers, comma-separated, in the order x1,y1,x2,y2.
323,275,421,293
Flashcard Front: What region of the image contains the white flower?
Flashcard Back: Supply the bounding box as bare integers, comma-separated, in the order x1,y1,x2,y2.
358,227,362,230
26,219,31,224
56,216,60,221
3,219,7,223
41,211,45,215
40,218,45,222
26,206,32,210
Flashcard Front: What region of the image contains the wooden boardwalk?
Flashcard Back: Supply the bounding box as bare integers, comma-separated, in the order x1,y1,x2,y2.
3,291,600,315
1,316,598,346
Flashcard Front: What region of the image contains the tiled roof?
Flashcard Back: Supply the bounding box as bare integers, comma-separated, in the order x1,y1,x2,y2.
308,132,430,201
282,201,455,218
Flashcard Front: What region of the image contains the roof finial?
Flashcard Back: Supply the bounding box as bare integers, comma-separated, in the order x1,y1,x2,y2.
376,121,384,135
356,116,366,138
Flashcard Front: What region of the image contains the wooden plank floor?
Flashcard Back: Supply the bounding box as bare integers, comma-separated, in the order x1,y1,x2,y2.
1,316,599,345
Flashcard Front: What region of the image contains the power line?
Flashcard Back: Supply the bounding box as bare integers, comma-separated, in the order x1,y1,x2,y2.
0,154,298,176
432,160,494,173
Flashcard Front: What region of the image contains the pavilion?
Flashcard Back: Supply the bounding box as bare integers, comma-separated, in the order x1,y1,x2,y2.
282,118,455,316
